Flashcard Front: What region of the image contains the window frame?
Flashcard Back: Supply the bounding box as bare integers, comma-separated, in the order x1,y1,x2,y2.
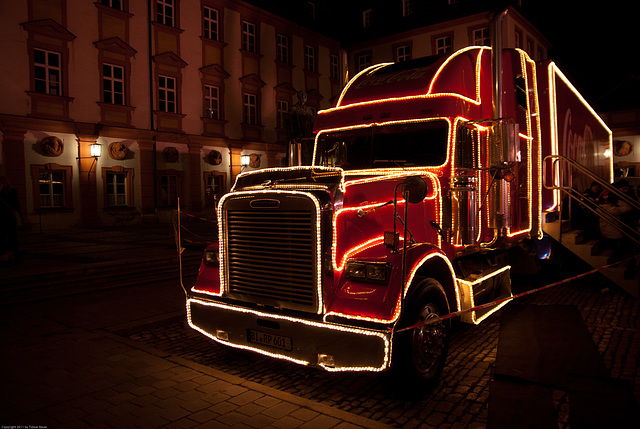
101,0,125,10
276,33,290,64
395,43,412,63
330,53,339,80
304,44,316,73
30,163,74,211
402,0,414,17
276,99,289,130
158,75,177,113
243,92,258,125
242,20,257,53
362,9,372,28
102,166,134,208
356,52,372,72
157,169,183,208
34,48,62,96
433,33,453,55
156,0,175,27
203,170,227,208
102,63,125,105
204,84,220,119
203,5,219,41
470,26,490,46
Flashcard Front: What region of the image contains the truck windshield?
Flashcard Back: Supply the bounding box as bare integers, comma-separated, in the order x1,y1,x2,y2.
315,120,448,170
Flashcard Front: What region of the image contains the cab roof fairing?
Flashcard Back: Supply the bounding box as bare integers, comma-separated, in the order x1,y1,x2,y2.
314,47,491,133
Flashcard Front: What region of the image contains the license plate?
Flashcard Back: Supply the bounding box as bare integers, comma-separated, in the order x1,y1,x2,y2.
247,329,292,351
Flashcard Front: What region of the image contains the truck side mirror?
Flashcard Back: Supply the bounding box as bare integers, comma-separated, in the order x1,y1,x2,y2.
401,176,428,204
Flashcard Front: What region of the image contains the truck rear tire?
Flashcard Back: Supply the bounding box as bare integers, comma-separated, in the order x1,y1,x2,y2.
393,278,450,387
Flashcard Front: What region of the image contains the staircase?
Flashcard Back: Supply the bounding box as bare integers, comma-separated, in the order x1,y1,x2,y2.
543,216,640,297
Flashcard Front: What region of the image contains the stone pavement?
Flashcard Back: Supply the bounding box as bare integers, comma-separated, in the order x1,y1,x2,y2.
0,227,391,428
1,226,639,428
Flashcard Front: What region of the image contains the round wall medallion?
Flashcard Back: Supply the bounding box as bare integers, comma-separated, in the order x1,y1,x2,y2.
163,146,179,163
614,140,633,157
208,150,222,165
41,136,64,157
249,153,261,168
109,141,129,160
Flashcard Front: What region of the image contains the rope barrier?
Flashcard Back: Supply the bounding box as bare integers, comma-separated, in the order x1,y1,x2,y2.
396,257,633,333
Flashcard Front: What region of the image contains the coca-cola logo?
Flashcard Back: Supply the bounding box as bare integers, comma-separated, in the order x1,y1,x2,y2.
354,69,429,89
562,108,594,169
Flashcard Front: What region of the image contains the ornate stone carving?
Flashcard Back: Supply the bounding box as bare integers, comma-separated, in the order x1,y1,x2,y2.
40,136,64,157
108,141,129,160
208,149,222,165
163,146,179,163
249,153,261,168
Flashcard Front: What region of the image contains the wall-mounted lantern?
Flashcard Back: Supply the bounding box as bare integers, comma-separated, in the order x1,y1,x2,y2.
241,154,251,170
78,143,102,178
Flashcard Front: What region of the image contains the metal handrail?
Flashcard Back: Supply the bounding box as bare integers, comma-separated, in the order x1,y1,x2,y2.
543,155,640,246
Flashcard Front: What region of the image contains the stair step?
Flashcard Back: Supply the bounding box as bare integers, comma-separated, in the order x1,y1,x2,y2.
544,218,640,297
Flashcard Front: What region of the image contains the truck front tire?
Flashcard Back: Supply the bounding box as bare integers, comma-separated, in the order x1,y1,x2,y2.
393,278,451,387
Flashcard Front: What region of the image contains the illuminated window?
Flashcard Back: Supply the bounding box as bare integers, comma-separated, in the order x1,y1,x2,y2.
402,0,413,17
357,53,371,71
472,27,489,46
34,48,61,96
158,75,176,113
243,93,257,125
330,54,339,80
156,0,174,26
103,63,124,105
277,34,289,63
31,164,73,210
204,84,219,119
435,36,452,54
305,45,316,72
242,21,256,53
203,6,219,40
39,171,65,208
362,9,372,28
106,172,127,206
396,44,411,62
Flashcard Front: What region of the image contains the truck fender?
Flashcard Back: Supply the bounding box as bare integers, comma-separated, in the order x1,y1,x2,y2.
401,245,460,318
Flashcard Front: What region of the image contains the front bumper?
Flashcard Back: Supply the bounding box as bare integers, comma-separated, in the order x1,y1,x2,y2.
187,297,392,372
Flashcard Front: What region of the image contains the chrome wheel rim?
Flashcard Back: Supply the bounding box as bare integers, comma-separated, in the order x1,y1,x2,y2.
411,303,446,375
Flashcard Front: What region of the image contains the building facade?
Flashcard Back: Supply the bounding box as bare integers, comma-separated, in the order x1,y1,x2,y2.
0,0,342,229
1,0,579,231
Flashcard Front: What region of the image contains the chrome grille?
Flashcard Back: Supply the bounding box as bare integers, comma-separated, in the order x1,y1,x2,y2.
224,197,317,311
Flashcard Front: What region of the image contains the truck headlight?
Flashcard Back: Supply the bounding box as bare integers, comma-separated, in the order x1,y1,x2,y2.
203,249,219,265
345,260,390,284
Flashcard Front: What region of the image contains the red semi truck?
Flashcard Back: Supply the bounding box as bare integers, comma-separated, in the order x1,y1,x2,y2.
182,44,612,385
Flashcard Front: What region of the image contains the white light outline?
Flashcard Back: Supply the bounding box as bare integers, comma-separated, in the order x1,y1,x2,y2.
546,62,613,211
325,46,488,113
456,265,512,324
187,297,392,372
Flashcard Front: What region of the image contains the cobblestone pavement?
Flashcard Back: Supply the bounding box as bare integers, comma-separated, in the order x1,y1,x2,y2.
3,226,639,428
123,272,640,429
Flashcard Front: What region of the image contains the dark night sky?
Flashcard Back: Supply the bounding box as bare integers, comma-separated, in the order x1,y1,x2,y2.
523,0,639,111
